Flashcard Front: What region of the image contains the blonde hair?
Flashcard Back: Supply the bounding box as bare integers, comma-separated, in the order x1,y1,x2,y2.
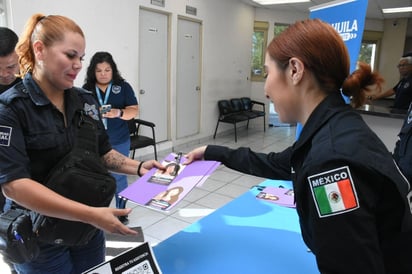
16,13,84,74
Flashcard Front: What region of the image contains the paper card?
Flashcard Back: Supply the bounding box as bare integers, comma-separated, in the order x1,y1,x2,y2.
83,242,162,274
256,186,295,208
148,159,186,186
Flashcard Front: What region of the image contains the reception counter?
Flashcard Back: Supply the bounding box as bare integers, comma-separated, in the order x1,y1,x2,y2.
357,99,406,152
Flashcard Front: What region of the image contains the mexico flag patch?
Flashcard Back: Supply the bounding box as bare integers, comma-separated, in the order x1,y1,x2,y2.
308,166,359,218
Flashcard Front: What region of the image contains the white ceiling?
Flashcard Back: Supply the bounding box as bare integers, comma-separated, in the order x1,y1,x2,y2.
239,0,412,36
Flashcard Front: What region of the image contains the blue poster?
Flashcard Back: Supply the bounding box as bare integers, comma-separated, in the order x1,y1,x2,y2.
296,0,368,139
309,0,368,73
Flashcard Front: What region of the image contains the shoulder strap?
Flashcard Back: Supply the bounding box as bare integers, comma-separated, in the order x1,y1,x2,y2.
73,110,99,154
68,88,99,154
0,81,27,105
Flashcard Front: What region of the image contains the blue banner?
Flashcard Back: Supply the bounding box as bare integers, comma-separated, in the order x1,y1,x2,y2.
296,0,368,139
309,0,368,73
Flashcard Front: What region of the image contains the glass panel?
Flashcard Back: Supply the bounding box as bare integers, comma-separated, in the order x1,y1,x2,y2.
251,21,268,82
0,0,6,26
274,24,288,37
359,42,377,70
251,30,265,77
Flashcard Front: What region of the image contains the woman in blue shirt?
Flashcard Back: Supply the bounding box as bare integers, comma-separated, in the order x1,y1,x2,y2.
83,52,138,224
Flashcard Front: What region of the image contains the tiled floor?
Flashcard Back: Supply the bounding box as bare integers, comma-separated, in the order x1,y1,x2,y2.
128,125,296,246
0,125,296,273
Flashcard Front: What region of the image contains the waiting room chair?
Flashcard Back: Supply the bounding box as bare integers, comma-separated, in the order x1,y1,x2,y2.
127,118,158,160
214,99,250,142
240,97,266,131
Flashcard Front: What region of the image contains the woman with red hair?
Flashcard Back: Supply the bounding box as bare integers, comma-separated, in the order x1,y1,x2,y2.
185,19,412,273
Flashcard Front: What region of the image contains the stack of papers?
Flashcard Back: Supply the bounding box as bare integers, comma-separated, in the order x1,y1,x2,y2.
119,153,220,211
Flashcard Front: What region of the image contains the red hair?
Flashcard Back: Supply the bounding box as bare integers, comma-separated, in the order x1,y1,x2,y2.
266,19,383,108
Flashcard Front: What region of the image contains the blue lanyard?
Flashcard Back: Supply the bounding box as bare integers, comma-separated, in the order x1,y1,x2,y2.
95,82,112,106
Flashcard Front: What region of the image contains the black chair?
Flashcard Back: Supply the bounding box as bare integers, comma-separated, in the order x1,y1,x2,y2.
213,100,249,142
231,98,259,119
127,118,158,160
240,97,266,132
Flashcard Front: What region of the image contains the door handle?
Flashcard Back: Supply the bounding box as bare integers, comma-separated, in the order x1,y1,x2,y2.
140,89,146,94
195,86,200,91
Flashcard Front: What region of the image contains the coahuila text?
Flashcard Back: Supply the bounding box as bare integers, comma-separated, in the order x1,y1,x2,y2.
331,20,358,34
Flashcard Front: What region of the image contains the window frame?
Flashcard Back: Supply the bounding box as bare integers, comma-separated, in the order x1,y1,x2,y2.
251,21,269,82
359,31,383,71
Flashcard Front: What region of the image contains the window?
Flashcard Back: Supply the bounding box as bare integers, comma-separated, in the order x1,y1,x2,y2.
359,42,377,69
251,21,268,82
358,31,382,71
0,0,6,26
274,23,289,37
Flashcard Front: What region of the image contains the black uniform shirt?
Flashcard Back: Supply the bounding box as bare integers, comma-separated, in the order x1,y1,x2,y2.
394,104,412,181
205,93,412,273
0,73,111,185
0,77,21,94
393,74,412,110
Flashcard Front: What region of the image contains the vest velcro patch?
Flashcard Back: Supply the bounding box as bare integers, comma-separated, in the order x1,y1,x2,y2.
0,126,12,146
308,166,359,218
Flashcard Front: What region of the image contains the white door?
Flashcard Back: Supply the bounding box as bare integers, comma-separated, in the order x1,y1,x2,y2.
139,9,169,142
176,18,201,139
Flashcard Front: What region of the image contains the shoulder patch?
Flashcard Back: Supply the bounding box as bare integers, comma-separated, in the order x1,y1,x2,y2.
83,103,100,121
0,126,12,146
308,166,359,218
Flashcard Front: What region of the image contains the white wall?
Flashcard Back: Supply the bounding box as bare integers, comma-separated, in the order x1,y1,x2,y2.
5,0,255,150
4,0,410,153
194,0,255,140
378,18,408,91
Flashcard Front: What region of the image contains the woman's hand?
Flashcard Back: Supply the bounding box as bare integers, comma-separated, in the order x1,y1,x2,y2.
90,207,137,235
362,83,387,104
183,146,207,165
102,108,123,119
3,178,138,236
139,160,165,176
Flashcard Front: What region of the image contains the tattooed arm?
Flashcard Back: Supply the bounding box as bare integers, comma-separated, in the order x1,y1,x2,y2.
102,149,165,176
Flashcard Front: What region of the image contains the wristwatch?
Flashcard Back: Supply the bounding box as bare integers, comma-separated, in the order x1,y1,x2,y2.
119,109,124,118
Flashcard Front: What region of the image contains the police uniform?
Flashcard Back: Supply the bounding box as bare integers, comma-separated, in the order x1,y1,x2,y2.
394,103,412,183
393,75,412,111
0,73,111,185
0,76,22,212
0,77,21,94
0,73,112,272
204,92,412,273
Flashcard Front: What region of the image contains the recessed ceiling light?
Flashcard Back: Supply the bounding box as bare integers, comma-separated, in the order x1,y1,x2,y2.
382,7,412,13
252,0,311,5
